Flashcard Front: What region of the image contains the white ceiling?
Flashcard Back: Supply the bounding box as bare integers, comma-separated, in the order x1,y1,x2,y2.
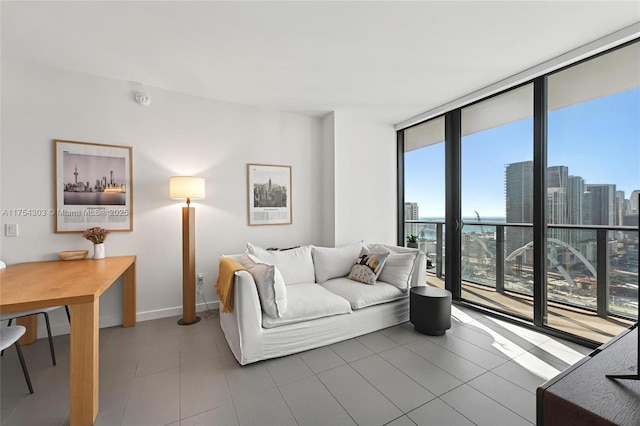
2,1,639,125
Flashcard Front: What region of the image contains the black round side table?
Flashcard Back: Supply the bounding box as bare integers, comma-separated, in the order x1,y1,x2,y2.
410,286,452,336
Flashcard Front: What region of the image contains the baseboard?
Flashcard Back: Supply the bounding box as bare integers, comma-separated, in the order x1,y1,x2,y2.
136,301,219,322
26,301,220,338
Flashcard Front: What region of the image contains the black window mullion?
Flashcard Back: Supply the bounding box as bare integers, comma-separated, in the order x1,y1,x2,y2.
397,131,405,247
445,110,462,299
533,76,548,327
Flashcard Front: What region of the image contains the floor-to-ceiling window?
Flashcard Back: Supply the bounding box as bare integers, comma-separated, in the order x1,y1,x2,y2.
403,117,446,280
399,39,639,345
460,84,534,320
544,41,640,341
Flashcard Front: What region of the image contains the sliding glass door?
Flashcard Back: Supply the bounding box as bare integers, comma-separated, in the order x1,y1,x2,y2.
545,41,640,342
460,84,534,320
399,40,639,345
403,117,446,286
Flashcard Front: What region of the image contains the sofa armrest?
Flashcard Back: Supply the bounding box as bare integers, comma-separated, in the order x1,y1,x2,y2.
410,251,427,287
219,265,265,364
233,270,264,331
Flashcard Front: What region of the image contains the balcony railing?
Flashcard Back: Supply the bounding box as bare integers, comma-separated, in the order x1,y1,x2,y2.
404,220,639,321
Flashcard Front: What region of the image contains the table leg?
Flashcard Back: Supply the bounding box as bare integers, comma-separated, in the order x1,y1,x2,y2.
16,315,37,345
122,261,136,327
69,300,99,425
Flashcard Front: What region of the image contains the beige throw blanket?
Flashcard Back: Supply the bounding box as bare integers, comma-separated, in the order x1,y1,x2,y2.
215,257,247,313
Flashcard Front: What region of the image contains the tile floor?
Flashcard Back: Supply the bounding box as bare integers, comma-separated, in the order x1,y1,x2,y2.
0,305,592,425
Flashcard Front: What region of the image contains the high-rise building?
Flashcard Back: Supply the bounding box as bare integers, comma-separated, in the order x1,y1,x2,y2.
585,184,616,226
404,202,419,239
547,187,568,242
547,165,568,189
582,191,592,225
567,175,585,245
567,175,584,224
623,214,639,226
505,161,533,255
547,166,569,243
630,190,639,214
615,190,625,226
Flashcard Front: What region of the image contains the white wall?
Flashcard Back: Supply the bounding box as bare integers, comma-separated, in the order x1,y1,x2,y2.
333,111,397,246
319,113,336,247
0,58,399,338
1,57,326,336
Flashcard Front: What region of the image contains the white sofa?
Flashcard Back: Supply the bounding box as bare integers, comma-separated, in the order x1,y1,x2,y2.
220,242,426,365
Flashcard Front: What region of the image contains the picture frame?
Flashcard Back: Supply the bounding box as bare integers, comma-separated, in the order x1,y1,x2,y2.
54,139,133,233
247,163,292,226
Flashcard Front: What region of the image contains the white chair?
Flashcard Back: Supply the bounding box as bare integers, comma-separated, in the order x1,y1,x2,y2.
0,325,34,394
0,260,70,366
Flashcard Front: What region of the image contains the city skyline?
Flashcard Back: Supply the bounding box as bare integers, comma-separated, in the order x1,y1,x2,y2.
406,160,639,223
63,152,127,189
405,87,640,218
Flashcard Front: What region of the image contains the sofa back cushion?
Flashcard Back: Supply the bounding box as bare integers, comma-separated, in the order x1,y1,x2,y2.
378,252,418,291
368,244,420,291
237,253,287,318
247,243,315,285
311,242,364,284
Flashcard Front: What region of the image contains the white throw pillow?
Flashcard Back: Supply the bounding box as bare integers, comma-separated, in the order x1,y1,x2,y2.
311,242,364,283
247,243,315,285
378,251,418,291
238,253,287,318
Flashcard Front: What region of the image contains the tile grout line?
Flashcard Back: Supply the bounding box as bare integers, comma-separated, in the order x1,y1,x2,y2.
263,358,300,426
401,340,488,383
411,382,480,426
219,360,241,426
465,370,536,424
342,353,417,417
373,347,442,402
116,360,139,426
298,348,360,426
178,349,182,424
419,328,515,366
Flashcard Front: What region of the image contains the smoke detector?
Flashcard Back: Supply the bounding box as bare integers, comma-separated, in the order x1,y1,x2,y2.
135,92,151,106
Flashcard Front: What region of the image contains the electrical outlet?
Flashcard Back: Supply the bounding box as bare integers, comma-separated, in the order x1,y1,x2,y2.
5,224,18,237
197,273,204,287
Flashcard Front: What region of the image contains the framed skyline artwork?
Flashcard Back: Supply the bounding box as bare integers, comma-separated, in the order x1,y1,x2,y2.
54,139,133,233
247,163,292,226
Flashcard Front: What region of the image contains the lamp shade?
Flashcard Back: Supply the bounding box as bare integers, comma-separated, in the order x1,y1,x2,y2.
169,176,205,200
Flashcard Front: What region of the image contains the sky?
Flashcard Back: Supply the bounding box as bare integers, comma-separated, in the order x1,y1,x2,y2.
405,87,640,218
63,153,127,185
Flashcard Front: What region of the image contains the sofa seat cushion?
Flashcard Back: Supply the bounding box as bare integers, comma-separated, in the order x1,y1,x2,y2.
262,283,352,329
320,277,406,310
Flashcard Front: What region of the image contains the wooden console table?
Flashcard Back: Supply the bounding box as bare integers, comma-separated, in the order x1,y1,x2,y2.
537,326,639,425
0,256,136,425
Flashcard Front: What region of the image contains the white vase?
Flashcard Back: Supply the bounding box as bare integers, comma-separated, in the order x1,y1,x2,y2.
93,243,105,259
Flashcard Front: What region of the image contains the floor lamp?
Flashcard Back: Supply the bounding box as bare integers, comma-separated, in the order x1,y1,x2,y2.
170,176,205,326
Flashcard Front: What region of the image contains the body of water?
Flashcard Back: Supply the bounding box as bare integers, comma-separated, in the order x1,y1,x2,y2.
412,217,507,238
64,192,126,206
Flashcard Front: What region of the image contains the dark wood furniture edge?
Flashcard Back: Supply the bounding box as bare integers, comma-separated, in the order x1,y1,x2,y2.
536,327,634,425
